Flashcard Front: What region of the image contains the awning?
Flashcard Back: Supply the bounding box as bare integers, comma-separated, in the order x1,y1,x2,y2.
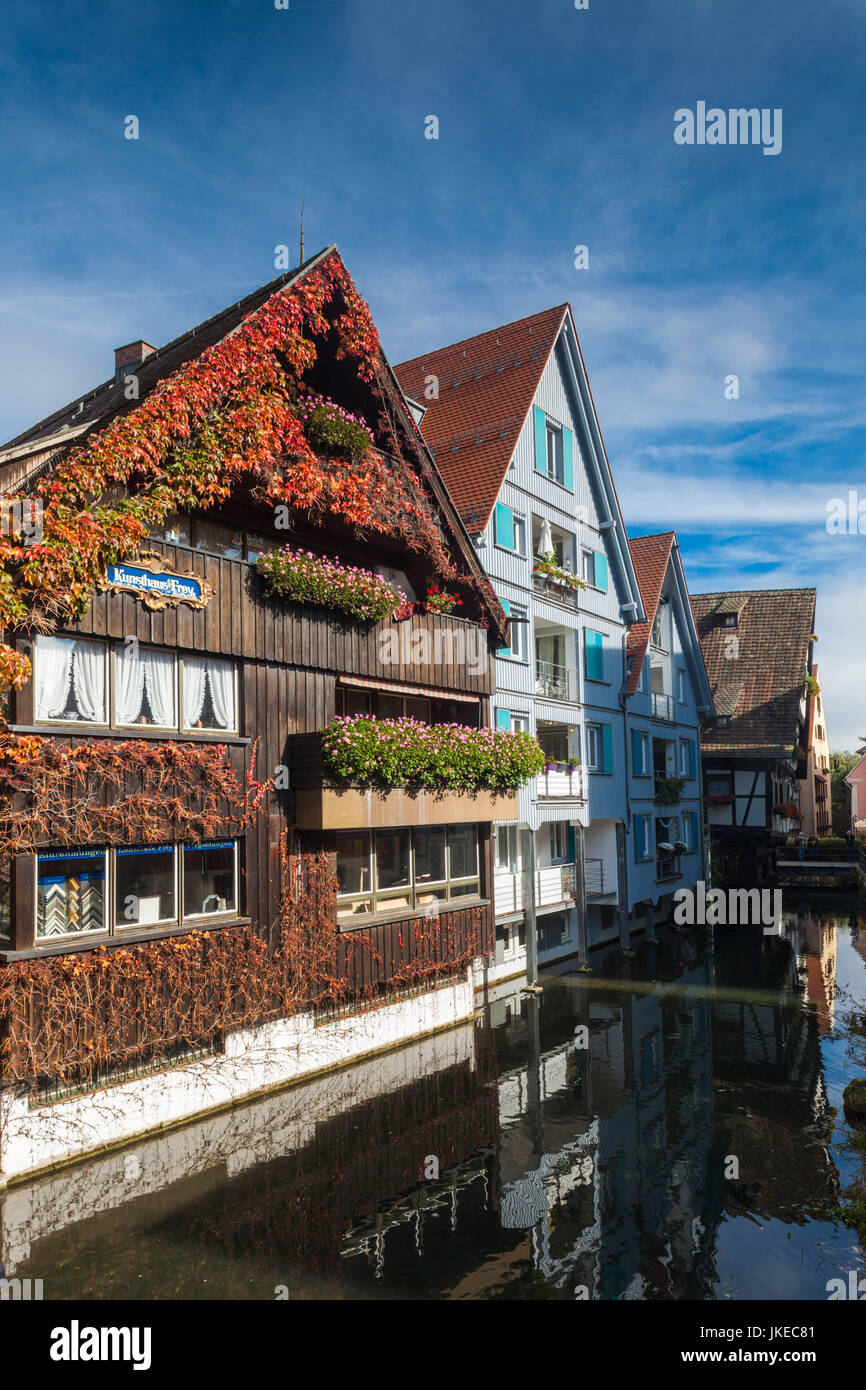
337,675,481,704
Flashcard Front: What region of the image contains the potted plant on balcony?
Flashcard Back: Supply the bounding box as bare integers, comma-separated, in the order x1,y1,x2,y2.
532,553,586,594
705,792,735,805
654,775,686,805
566,756,581,769
673,839,688,853
256,546,406,622
424,586,463,614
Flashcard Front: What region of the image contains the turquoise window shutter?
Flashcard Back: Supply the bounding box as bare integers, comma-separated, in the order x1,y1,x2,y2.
584,629,604,681
534,406,547,474
497,597,511,656
567,824,576,863
496,707,512,732
601,723,612,773
633,814,645,860
562,427,574,490
594,551,608,591
495,503,514,550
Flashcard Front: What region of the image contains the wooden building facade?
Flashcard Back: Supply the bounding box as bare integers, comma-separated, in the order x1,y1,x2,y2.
0,247,516,1116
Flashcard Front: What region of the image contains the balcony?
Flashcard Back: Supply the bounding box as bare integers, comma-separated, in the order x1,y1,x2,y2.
584,858,606,895
537,764,584,800
535,659,579,703
651,692,675,722
289,733,519,830
656,852,682,881
532,573,580,611
494,863,578,917
654,775,685,806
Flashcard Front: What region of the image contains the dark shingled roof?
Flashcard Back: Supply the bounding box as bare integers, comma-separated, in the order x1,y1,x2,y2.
689,588,817,757
393,304,568,530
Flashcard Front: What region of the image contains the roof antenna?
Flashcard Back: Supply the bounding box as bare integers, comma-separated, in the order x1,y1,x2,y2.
299,202,305,266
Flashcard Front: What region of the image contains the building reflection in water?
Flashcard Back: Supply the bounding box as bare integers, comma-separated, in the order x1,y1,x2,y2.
0,902,858,1300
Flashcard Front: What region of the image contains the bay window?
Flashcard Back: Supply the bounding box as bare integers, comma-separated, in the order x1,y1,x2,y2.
336,824,481,922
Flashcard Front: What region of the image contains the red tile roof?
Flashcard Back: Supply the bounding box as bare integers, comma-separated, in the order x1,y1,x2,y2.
689,588,816,757
625,532,676,694
394,304,568,530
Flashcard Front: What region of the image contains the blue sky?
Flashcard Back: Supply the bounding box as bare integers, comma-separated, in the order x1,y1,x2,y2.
1,0,864,746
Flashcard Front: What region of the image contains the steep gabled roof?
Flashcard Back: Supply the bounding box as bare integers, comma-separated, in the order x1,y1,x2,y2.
0,246,507,637
626,531,713,708
625,532,676,694
689,588,816,757
393,304,568,528
1,248,337,463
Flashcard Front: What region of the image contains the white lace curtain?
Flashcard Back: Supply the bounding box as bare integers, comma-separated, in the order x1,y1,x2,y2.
35,637,105,721
183,657,234,730
115,647,175,725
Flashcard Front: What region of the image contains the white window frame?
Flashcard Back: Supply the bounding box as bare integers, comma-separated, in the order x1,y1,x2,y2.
33,635,109,728
586,724,601,772
513,513,527,557
545,421,564,484
635,730,650,776
507,604,529,663
636,814,653,861
496,825,521,874
549,822,568,863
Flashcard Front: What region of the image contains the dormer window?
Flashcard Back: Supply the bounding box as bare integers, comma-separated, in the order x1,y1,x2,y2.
722,614,738,630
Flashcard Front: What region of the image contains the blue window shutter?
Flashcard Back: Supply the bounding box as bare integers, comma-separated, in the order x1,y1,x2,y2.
594,551,608,591
688,811,698,847
601,724,612,773
534,406,547,474
584,629,603,681
496,707,511,732
495,503,514,550
633,814,645,860
688,740,696,779
497,597,511,656
567,825,576,863
562,427,574,490
631,728,641,772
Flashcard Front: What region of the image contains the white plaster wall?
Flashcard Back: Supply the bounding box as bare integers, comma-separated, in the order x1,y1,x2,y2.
0,975,475,1186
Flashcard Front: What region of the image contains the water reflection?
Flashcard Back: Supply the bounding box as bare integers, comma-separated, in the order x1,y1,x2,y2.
2,899,865,1300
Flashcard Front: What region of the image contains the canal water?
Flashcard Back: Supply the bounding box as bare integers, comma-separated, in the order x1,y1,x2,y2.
3,896,865,1300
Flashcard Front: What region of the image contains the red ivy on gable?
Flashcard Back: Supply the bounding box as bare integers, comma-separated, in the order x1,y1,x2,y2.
0,252,466,693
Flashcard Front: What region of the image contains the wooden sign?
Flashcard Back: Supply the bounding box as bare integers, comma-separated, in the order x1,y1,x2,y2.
99,551,214,611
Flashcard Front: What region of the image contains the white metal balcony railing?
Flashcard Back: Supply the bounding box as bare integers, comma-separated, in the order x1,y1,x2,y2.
584,857,605,896
535,659,579,703
536,765,585,800
651,692,675,721
494,863,578,917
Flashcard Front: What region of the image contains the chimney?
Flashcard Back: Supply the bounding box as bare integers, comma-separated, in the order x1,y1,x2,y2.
114,340,156,382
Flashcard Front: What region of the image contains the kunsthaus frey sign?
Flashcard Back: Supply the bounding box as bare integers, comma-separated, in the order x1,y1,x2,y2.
100,552,214,610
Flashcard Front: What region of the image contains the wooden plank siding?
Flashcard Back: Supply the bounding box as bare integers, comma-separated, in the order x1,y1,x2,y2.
5,537,498,1013
52,541,493,694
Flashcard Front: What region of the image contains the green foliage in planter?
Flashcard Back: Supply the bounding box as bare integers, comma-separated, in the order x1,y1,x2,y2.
298,393,375,463
321,716,545,792
654,775,686,805
256,546,403,622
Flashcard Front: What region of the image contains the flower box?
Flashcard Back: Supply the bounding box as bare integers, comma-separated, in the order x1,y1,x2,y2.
288,732,519,829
